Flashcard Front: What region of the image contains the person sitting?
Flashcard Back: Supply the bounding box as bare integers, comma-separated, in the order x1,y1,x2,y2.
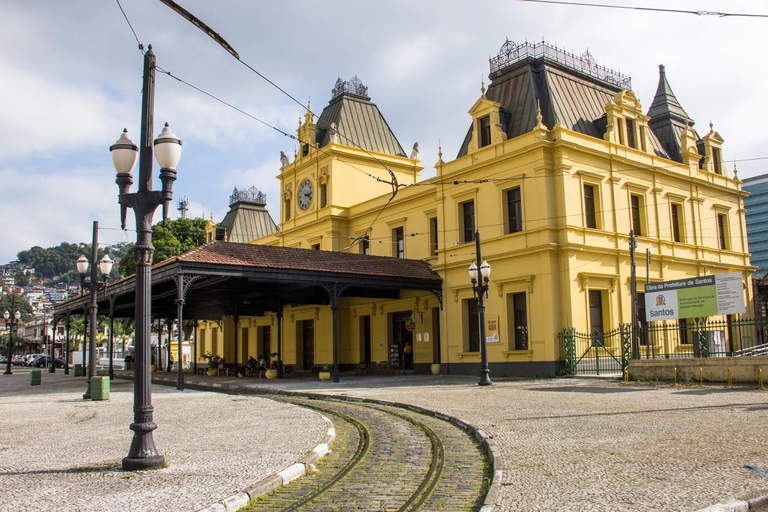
257,355,267,378
246,355,257,377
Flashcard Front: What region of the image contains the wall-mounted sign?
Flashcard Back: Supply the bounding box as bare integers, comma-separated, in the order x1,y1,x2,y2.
644,272,744,321
486,315,500,343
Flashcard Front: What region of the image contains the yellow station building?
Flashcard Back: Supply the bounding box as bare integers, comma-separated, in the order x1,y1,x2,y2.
199,40,752,377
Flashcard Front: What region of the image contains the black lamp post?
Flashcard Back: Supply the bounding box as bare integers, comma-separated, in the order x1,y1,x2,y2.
468,231,492,386
77,230,113,399
3,299,20,375
110,45,181,471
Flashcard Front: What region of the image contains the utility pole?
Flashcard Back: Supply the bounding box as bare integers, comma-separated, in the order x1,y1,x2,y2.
629,231,638,360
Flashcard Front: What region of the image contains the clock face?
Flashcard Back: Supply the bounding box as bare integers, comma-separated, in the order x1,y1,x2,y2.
298,179,313,210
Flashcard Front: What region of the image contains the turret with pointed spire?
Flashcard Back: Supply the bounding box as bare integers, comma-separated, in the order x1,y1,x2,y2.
647,64,697,163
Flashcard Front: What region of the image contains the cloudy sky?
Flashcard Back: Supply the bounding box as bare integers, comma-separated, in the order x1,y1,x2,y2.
1,0,766,264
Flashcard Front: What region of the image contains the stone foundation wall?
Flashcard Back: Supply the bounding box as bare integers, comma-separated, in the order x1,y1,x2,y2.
629,356,768,384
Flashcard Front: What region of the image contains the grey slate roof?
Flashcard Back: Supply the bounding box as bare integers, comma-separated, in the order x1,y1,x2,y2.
315,91,406,157
218,200,278,243
646,64,700,164
457,54,672,159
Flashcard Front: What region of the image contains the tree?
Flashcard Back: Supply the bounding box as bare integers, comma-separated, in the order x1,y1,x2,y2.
0,294,34,322
119,217,208,276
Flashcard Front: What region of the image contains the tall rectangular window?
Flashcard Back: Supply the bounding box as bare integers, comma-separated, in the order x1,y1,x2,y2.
626,118,636,148
510,292,528,351
319,183,327,208
479,116,491,147
717,213,729,250
584,184,597,229
311,243,320,250
360,236,370,255
671,203,682,242
461,201,475,244
588,290,604,335
393,227,404,258
630,194,643,236
712,147,722,175
507,187,522,234
284,199,291,221
466,298,480,352
429,217,438,257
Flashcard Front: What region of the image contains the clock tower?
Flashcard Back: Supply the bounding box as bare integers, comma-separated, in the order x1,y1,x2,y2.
275,76,422,251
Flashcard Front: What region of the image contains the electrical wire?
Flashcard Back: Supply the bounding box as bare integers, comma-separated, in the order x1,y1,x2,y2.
114,0,144,51
517,0,768,18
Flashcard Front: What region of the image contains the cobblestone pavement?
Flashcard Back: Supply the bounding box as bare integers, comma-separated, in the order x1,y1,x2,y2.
3,367,768,511
0,369,326,512
176,371,768,512
246,397,489,510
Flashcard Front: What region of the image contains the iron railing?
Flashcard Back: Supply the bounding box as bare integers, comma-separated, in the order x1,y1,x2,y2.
488,40,632,90
560,316,768,375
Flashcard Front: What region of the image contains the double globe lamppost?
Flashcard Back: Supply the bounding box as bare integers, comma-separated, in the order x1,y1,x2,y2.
3,306,21,375
109,44,181,471
76,248,112,399
468,231,492,386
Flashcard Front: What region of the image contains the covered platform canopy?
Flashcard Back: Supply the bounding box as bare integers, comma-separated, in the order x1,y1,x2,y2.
54,241,443,381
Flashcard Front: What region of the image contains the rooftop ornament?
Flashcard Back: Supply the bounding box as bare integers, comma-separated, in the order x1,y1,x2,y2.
230,186,267,206
332,76,369,99
489,40,632,90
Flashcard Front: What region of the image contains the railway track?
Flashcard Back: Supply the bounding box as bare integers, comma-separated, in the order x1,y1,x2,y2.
243,395,489,511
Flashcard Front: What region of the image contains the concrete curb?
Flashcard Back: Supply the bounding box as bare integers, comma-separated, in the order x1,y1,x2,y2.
696,491,768,512
196,412,335,512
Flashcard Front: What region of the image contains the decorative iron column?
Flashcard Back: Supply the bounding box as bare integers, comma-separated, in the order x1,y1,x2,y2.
471,231,492,386
111,46,180,471
64,311,70,375
3,294,17,375
108,294,115,380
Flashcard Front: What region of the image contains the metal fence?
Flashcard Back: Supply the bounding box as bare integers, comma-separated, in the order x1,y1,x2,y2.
560,316,768,376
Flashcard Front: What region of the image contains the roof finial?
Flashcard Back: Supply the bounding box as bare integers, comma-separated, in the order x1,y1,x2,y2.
438,140,443,160
709,120,714,132
536,100,543,126
659,64,665,76
733,163,738,177
481,76,486,96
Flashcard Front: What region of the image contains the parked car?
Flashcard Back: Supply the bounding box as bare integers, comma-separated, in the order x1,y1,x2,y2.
0,355,6,364
24,354,45,366
34,356,66,369
11,355,25,365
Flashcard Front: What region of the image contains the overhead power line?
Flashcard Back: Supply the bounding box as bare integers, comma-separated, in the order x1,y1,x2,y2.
517,0,768,18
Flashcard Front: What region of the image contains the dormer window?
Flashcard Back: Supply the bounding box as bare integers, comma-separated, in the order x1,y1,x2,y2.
480,116,491,147
712,147,722,175
626,118,636,149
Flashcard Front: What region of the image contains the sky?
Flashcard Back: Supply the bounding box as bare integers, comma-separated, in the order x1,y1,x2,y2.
1,0,766,264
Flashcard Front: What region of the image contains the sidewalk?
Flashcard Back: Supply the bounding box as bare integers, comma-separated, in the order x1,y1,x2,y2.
0,369,328,512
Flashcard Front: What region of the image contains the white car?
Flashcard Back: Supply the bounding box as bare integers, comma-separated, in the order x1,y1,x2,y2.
24,354,44,366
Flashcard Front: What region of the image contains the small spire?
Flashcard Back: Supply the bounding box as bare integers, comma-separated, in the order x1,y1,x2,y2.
733,163,738,177
438,140,443,160
709,121,714,132
481,77,486,96
536,100,543,125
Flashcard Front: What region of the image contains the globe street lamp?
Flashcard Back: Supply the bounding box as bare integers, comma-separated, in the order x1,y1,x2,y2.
4,304,21,375
468,231,492,386
77,231,112,400
110,45,180,471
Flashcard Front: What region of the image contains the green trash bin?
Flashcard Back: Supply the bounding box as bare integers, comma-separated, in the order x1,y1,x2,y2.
91,376,110,401
30,369,41,386
73,364,83,377
123,360,132,371
47,363,55,373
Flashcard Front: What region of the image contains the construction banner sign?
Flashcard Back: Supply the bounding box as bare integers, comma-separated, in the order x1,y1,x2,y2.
644,272,745,321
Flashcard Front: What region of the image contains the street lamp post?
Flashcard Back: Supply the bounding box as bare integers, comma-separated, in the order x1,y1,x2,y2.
77,228,112,399
110,45,181,471
4,296,20,375
468,231,492,386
